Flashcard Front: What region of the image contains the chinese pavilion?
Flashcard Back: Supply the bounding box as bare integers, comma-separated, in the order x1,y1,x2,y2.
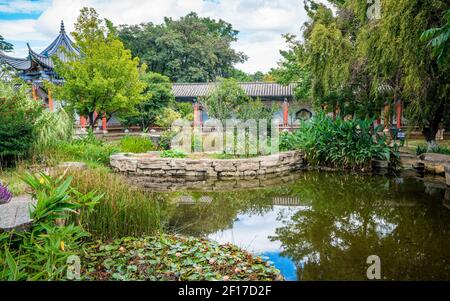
0,21,79,112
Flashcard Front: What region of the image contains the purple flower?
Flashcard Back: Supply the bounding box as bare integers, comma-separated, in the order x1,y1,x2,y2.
0,183,12,204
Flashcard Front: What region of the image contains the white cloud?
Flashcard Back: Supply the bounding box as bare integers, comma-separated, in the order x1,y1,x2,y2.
0,0,51,13
0,0,309,74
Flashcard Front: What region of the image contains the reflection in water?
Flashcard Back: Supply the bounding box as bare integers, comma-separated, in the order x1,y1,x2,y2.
157,172,450,280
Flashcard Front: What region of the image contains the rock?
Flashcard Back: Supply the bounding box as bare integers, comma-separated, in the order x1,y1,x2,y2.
445,164,450,187
0,195,34,232
58,162,87,169
212,160,236,172
419,153,450,163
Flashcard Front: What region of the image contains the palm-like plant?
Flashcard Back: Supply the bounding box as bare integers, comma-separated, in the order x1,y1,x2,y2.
421,9,450,65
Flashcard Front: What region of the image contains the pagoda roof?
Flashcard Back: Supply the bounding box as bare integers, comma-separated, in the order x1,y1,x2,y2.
0,21,79,72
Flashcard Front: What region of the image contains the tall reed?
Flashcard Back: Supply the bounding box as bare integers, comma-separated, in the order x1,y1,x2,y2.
54,166,166,239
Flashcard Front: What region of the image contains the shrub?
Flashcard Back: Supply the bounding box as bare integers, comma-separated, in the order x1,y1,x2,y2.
0,173,101,280
281,112,392,169
154,107,182,128
416,145,450,156
0,82,42,166
159,130,177,150
119,135,155,153
160,149,187,158
47,132,119,166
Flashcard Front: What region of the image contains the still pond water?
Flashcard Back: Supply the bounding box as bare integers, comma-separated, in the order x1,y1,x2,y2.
149,172,450,281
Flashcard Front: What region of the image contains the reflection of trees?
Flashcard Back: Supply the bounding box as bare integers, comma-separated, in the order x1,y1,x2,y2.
163,189,280,236
270,173,450,280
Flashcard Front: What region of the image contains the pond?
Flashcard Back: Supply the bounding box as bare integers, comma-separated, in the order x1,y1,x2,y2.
145,171,450,281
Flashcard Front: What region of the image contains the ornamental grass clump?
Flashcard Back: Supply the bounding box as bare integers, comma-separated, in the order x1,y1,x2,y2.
0,182,12,204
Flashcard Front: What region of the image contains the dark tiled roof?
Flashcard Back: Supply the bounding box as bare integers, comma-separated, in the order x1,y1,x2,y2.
0,21,78,72
172,82,298,98
0,52,32,70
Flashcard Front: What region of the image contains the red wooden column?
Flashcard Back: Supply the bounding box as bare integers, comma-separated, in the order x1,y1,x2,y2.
48,86,54,112
80,116,87,130
396,100,402,129
193,99,200,127
283,99,289,127
31,84,38,101
383,102,390,130
102,113,108,133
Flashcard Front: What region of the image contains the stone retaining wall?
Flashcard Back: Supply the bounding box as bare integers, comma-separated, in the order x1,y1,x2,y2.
110,151,305,180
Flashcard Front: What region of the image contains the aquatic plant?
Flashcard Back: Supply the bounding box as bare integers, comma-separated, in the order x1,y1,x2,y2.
280,112,393,170
82,235,283,281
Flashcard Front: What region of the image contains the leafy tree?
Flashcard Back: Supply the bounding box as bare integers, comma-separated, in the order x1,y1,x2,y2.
119,72,175,130
118,12,247,82
54,7,146,129
0,81,42,166
421,9,450,66
278,0,449,147
0,34,13,52
200,78,249,121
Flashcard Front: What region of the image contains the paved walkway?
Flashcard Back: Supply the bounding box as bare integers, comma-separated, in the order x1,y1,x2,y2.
0,195,35,231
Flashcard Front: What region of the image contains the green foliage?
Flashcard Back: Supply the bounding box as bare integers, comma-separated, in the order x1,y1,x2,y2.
0,173,101,280
57,167,164,238
416,145,450,156
200,78,249,121
33,108,73,153
0,34,13,52
159,130,178,150
160,149,187,158
421,9,450,66
118,12,247,82
0,82,42,166
278,0,449,142
48,132,120,166
81,236,282,281
174,102,194,121
119,135,155,153
281,112,392,169
120,72,175,130
154,107,182,128
54,7,146,129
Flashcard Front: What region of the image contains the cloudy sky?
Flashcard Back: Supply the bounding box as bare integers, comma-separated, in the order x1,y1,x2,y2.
0,0,312,73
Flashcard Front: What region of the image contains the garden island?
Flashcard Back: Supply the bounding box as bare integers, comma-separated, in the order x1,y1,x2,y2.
0,1,449,281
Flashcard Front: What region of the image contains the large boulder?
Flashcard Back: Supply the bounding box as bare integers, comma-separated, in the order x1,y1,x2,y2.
0,195,34,232
419,153,450,175
445,164,450,187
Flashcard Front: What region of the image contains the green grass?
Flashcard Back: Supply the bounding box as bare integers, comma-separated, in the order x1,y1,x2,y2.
119,135,156,153
54,166,165,239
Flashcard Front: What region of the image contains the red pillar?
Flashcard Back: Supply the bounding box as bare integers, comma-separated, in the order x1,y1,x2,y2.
31,84,37,101
383,103,390,130
48,87,54,112
193,101,199,127
396,100,402,129
283,99,289,127
102,113,108,133
80,116,87,129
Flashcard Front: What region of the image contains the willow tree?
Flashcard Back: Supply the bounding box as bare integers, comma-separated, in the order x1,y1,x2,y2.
356,0,449,148
278,0,449,147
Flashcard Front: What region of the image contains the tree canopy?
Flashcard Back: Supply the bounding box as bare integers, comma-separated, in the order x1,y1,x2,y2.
0,35,13,52
54,7,146,128
273,0,450,144
118,12,248,83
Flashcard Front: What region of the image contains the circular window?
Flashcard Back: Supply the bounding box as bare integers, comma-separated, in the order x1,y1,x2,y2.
296,109,313,121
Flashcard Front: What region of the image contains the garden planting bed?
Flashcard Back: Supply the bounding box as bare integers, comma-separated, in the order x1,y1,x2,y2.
110,151,306,180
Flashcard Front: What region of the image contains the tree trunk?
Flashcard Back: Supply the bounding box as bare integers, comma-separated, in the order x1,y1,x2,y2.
422,110,442,152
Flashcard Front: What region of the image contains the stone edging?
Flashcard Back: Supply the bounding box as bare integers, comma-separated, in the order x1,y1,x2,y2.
110,151,305,180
